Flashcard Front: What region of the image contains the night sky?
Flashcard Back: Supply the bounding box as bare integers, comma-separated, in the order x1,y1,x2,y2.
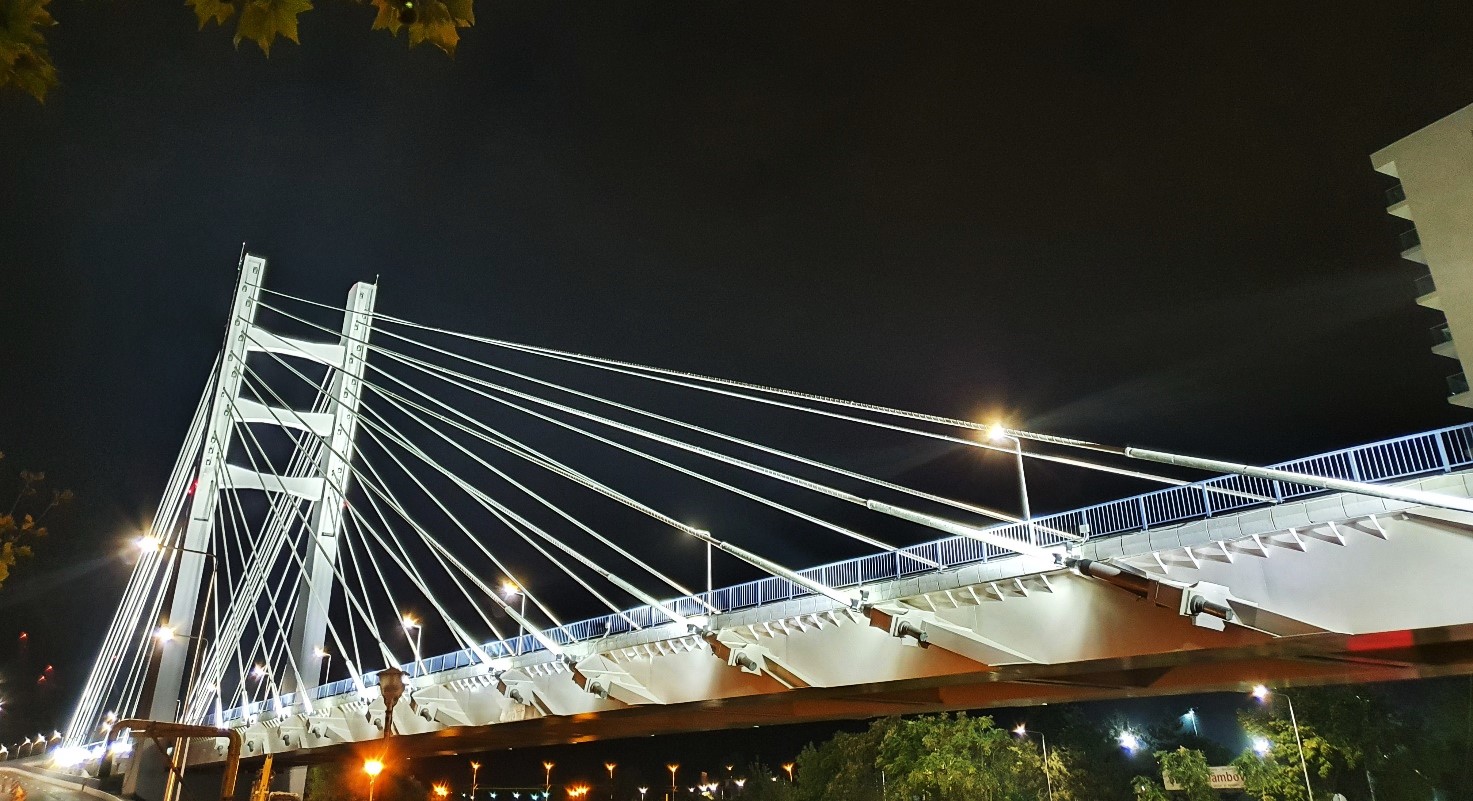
4,0,1473,775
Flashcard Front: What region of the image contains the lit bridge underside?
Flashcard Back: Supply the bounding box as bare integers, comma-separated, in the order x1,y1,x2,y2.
192,469,1473,766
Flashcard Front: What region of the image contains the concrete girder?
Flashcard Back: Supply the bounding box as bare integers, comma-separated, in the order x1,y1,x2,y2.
705,631,816,690
571,654,664,705
864,605,1038,666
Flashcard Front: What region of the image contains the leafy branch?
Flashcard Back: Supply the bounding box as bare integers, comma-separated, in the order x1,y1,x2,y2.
0,451,73,590
1,0,475,102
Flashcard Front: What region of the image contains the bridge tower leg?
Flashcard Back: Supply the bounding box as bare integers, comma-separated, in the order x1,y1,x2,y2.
286,280,377,691
129,255,267,801
282,281,376,799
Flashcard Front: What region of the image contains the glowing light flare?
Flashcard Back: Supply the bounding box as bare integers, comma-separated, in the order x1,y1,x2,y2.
1252,736,1272,756
1118,730,1141,753
363,759,385,778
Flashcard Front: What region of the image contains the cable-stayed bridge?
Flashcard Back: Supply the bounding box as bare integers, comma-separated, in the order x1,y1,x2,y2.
55,255,1473,777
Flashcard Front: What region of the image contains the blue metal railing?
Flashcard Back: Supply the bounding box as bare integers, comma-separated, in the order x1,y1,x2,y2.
218,423,1473,723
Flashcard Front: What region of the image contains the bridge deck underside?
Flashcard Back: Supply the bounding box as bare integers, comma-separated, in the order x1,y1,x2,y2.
188,474,1473,766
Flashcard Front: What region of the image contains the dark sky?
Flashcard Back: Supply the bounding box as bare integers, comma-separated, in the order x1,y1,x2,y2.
3,0,1473,762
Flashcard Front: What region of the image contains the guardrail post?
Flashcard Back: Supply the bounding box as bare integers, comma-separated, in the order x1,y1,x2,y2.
1201,485,1213,518
1137,497,1149,531
1347,452,1363,481
1434,432,1453,472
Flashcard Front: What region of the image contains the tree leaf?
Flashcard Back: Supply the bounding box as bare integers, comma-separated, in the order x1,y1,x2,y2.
234,0,312,56
0,0,56,102
368,0,472,56
187,0,238,30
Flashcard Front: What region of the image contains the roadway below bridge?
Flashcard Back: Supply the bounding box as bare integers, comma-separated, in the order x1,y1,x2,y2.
0,764,123,801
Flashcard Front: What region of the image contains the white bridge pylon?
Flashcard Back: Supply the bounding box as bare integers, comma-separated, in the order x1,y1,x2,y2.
65,254,1473,759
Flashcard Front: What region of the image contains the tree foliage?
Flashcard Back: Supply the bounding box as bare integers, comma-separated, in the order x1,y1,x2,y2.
0,0,56,102
0,451,72,590
2,0,475,101
1155,748,1214,801
791,713,1067,801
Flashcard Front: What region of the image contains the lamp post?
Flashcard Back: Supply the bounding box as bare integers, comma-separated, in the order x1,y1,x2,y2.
151,623,212,801
502,583,527,655
364,759,385,801
638,788,648,801
1252,685,1314,801
1011,725,1055,801
604,763,616,801
378,667,407,737
470,761,481,801
1184,708,1200,737
666,764,678,801
402,614,425,675
988,425,1033,544
313,646,332,687
543,761,555,795
780,764,794,784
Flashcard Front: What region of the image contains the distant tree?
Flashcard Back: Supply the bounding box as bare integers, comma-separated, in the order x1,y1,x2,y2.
1,0,473,102
0,452,72,591
732,762,795,801
1155,748,1215,801
876,713,1058,801
304,762,427,801
1131,775,1170,801
793,718,893,801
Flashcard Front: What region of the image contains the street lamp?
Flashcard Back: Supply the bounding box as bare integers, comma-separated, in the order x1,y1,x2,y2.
1251,736,1272,756
313,646,332,687
1118,730,1141,754
1183,708,1200,736
637,788,648,801
543,761,555,794
988,424,1034,544
502,582,527,655
666,764,678,801
781,764,794,783
604,763,616,801
434,784,451,800
364,759,385,801
1252,685,1314,801
470,761,481,801
1011,725,1055,801
402,614,425,674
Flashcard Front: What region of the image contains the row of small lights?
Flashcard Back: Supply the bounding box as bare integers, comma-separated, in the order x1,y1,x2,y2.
363,759,783,800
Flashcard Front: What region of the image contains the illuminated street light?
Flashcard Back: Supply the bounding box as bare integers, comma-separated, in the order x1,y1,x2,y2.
1251,685,1314,801
637,788,648,801
988,423,1034,543
154,625,177,643
434,784,451,800
666,764,678,801
1011,724,1055,801
470,761,482,801
1118,730,1141,753
1252,736,1272,756
135,536,162,553
781,763,794,783
1183,708,1200,736
502,582,528,655
543,761,555,793
312,645,332,686
364,759,385,801
402,614,425,674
